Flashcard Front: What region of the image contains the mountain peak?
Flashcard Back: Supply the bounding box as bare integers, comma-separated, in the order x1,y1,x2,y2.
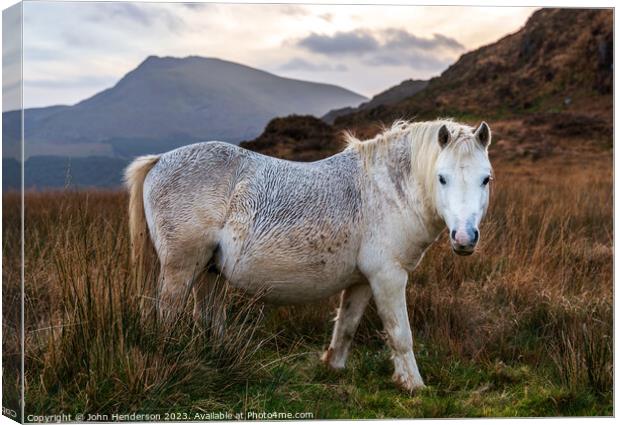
137,54,211,68
137,55,250,69
12,55,366,160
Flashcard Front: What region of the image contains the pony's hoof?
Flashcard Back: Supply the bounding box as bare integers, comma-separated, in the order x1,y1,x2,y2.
393,373,426,394
320,347,333,364
320,348,345,370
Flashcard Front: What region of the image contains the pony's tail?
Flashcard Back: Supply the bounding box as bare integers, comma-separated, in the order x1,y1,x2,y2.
124,154,160,269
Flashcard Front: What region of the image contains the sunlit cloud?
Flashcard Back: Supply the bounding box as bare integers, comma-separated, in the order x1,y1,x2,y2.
85,3,186,33
297,30,380,55
278,57,348,72
294,28,464,71
13,2,537,109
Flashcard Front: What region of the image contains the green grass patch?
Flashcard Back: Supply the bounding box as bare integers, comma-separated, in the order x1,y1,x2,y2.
200,341,612,419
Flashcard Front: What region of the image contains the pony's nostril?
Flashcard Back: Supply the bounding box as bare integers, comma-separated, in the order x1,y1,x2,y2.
450,230,456,241
473,229,479,244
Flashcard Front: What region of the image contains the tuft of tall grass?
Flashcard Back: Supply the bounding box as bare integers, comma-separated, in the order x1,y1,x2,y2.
8,191,266,414
2,192,22,418
403,157,612,394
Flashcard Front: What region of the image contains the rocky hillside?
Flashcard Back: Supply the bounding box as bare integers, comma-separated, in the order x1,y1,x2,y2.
322,79,428,124
244,8,613,162
240,115,341,161
335,9,612,133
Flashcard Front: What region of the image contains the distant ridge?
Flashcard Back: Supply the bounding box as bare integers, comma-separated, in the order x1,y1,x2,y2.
3,55,366,159
322,79,428,124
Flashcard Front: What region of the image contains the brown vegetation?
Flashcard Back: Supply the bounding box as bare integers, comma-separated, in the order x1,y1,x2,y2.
240,115,343,161
2,149,612,415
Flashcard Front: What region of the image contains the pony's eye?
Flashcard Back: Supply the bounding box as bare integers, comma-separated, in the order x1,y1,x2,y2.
438,175,447,185
482,176,491,186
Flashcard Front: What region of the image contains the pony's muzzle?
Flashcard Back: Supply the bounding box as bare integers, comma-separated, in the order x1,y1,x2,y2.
450,228,479,256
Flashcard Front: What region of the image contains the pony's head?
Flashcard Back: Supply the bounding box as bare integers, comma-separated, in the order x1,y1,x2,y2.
434,122,492,256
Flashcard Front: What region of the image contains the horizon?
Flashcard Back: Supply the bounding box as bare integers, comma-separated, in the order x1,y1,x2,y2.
3,3,537,111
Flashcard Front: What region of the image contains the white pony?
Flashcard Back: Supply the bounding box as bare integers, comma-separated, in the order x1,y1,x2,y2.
124,119,492,392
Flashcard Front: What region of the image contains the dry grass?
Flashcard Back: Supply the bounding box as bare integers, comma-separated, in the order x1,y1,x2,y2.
3,190,267,415
2,154,612,417
407,157,612,393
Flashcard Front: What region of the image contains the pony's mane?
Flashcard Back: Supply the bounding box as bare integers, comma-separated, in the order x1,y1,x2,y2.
344,119,483,202
346,118,480,161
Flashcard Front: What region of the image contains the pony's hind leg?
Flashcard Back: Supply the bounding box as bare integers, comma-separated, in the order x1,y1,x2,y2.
192,274,211,322
192,271,226,331
158,248,212,324
321,282,372,369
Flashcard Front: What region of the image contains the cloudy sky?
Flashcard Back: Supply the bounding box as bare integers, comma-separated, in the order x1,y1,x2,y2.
4,2,537,111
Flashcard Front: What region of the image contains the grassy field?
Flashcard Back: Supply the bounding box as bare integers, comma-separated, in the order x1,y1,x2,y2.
2,153,613,419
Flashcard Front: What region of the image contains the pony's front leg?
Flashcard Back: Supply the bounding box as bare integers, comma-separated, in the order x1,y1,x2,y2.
368,265,425,392
321,282,372,369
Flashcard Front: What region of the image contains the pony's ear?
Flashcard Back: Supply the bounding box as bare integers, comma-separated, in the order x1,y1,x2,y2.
474,121,491,148
437,124,451,149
